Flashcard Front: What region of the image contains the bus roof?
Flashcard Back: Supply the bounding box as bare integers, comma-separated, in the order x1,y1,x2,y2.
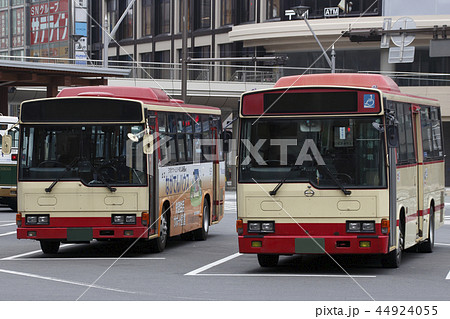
274,73,402,94
57,86,220,113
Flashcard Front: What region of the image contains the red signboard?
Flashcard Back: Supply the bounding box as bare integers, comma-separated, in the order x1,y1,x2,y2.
30,0,69,45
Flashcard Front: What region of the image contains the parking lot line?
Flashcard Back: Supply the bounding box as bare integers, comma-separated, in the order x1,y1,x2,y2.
194,273,376,278
1,244,75,260
0,223,16,227
2,257,165,261
0,231,16,237
185,252,242,276
0,268,137,294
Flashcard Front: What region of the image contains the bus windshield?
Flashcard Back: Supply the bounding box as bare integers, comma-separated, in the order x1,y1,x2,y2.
19,124,147,186
239,117,386,188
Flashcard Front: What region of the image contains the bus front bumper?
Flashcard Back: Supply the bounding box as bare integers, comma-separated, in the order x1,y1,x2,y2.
17,226,151,241
238,235,389,255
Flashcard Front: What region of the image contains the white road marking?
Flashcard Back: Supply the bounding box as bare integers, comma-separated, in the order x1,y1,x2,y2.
194,273,376,278
446,271,450,280
435,243,450,247
3,257,165,261
184,252,376,278
1,244,76,260
0,268,136,294
185,252,242,276
0,223,15,227
0,231,16,237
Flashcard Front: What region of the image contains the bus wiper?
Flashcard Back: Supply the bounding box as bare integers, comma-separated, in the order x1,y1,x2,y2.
318,165,351,196
269,165,301,196
45,157,79,193
82,160,117,193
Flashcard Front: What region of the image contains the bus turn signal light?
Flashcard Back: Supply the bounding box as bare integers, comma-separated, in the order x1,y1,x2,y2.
16,213,22,227
236,219,243,235
141,212,149,226
381,219,390,234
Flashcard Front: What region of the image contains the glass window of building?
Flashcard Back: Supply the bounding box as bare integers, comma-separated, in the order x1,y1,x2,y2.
238,0,255,24
220,0,232,26
11,0,24,5
12,7,24,48
0,10,7,50
0,0,8,7
156,0,170,35
142,0,153,36
118,0,134,40
194,0,211,30
107,0,118,33
154,50,170,79
267,0,281,20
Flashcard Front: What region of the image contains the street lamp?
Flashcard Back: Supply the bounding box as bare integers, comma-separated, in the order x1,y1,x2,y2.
292,6,336,73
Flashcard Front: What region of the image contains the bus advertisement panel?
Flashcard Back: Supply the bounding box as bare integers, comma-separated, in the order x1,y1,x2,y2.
236,74,444,268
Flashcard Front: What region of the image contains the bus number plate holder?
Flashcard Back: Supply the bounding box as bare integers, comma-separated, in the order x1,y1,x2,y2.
67,228,93,242
295,238,325,254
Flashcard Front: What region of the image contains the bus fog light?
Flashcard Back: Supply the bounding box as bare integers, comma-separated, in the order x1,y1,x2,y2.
124,230,134,236
261,222,275,233
359,241,371,248
27,231,37,237
251,241,262,248
248,222,261,232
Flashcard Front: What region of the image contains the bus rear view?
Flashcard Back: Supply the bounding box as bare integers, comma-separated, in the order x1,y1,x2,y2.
236,74,444,268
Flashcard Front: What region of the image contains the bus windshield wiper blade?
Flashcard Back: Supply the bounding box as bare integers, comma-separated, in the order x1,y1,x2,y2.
269,165,301,196
45,157,79,193
318,165,351,196
83,160,116,193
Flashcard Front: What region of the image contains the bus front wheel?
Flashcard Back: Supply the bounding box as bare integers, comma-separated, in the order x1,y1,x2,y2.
418,207,435,253
257,254,279,267
150,208,169,253
381,226,404,268
193,200,210,241
40,240,60,254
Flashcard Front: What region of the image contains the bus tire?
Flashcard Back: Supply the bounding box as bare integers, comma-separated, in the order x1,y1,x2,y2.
381,224,404,268
257,254,279,267
40,240,60,254
418,207,434,253
150,206,169,253
194,200,209,241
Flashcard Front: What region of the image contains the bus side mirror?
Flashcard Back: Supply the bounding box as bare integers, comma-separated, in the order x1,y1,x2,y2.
386,125,399,148
1,134,12,155
221,130,232,153
143,133,154,155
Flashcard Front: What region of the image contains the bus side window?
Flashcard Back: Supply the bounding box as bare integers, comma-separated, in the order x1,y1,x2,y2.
185,114,194,162
167,113,178,164
201,115,211,162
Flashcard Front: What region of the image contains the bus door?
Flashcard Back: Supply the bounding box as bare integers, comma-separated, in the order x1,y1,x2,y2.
211,117,224,224
412,104,424,240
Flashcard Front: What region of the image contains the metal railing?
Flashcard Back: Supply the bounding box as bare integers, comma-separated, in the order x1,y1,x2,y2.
2,55,450,86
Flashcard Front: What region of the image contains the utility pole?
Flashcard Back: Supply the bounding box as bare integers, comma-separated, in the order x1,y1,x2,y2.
181,0,188,101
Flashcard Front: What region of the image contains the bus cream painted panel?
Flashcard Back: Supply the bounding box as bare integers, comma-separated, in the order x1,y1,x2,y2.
260,200,283,211
25,193,138,211
245,196,376,218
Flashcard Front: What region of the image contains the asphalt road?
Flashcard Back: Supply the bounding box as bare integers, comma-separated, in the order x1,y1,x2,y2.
0,192,449,303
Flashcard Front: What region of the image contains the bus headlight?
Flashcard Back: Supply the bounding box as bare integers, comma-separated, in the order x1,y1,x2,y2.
112,214,136,225
248,221,275,233
25,214,50,225
346,221,375,233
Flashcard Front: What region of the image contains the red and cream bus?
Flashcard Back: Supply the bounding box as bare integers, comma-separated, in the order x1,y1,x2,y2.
236,73,444,268
6,86,225,254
